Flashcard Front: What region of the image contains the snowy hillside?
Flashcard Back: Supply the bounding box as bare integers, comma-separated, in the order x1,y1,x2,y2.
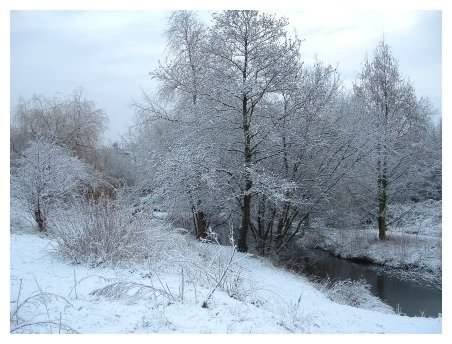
10,218,441,334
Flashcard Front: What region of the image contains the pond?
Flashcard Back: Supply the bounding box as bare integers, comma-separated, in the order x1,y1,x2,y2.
280,248,442,318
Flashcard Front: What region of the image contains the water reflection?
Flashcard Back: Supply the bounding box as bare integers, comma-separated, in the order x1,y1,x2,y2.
281,248,441,317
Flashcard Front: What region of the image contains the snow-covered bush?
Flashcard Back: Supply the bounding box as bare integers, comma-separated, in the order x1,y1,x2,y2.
50,197,151,266
319,278,393,314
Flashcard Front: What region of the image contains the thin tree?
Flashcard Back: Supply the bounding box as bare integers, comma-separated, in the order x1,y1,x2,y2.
140,11,210,239
353,40,423,240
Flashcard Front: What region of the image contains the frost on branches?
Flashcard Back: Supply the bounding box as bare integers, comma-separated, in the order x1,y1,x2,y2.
11,138,92,231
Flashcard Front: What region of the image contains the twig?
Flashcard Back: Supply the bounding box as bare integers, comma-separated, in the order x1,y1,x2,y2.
73,269,78,300
12,292,73,321
13,279,23,325
33,277,52,332
179,267,185,303
11,321,79,334
66,274,112,299
153,272,175,302
202,226,236,308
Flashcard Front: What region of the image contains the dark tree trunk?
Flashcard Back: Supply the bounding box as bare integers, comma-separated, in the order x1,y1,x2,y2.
195,210,208,240
378,97,389,240
238,31,252,253
34,204,46,232
378,171,388,240
238,192,251,252
238,117,252,252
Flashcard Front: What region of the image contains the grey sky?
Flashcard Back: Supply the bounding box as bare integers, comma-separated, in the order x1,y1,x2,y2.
11,10,441,142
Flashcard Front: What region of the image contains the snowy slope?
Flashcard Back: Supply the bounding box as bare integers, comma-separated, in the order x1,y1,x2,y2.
10,228,441,334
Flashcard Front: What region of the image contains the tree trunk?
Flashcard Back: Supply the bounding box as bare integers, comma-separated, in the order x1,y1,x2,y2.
34,204,46,232
195,210,208,240
378,173,387,240
238,33,251,253
238,108,252,252
239,115,252,252
378,95,389,240
238,192,251,252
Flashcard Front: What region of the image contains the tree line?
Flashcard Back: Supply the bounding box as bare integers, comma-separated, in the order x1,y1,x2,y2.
10,10,441,256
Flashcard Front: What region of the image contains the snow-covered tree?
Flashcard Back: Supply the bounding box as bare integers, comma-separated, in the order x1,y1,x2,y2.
352,40,431,240
248,63,364,254
134,10,215,238
203,10,302,251
11,139,92,231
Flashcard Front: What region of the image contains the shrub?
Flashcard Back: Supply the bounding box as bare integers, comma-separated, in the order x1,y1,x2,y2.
319,278,394,314
50,197,151,266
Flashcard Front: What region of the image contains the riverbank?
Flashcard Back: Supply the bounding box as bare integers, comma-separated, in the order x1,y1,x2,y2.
277,246,442,317
10,222,441,333
299,200,442,288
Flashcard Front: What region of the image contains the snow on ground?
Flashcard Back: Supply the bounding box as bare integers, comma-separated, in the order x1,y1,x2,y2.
302,200,442,286
10,218,441,334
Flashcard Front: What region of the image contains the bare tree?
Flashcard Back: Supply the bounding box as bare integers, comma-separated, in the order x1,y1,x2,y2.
12,90,107,163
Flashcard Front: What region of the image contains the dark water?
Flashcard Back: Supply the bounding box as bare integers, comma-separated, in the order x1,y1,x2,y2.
281,248,442,318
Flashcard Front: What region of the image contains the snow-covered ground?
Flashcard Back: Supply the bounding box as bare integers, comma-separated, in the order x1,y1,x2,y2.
301,200,442,286
10,216,441,333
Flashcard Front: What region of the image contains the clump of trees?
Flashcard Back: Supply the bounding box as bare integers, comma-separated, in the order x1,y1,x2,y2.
130,10,440,254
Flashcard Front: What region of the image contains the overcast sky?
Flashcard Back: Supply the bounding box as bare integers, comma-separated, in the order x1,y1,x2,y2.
11,10,441,142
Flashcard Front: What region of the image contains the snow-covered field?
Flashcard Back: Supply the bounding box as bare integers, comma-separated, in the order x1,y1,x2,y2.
302,200,442,286
10,216,441,334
